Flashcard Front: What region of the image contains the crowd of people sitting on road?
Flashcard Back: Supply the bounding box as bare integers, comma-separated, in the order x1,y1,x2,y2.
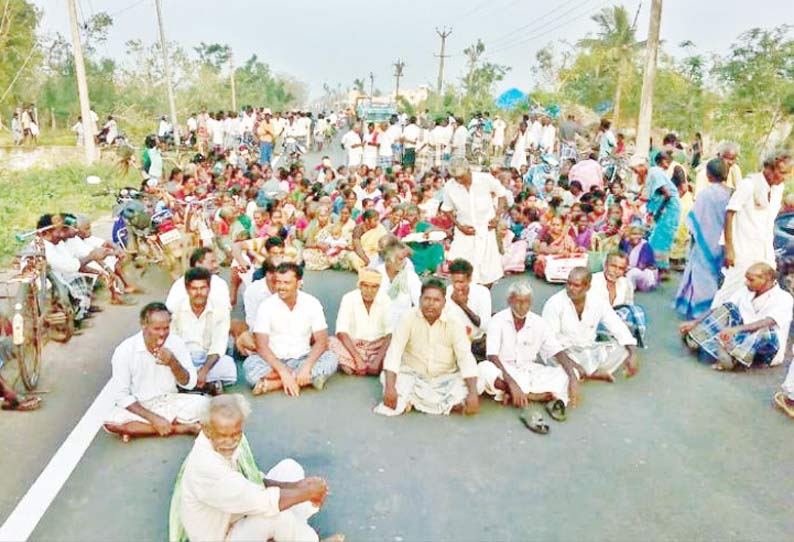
4,107,794,541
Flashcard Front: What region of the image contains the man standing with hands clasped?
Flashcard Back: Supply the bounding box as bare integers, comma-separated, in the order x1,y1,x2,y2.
442,157,507,287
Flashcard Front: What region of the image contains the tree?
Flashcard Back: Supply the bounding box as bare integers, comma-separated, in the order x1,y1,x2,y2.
577,5,644,127
352,78,365,93
0,0,42,108
194,42,231,71
714,25,794,163
460,39,510,112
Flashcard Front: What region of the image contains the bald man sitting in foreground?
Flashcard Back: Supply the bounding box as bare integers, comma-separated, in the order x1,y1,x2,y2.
170,395,335,542
680,262,793,371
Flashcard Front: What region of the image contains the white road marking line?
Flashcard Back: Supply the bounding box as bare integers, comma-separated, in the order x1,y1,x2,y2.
0,379,115,542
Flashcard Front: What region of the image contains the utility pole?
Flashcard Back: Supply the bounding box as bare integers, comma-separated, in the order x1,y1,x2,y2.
635,0,662,158
435,26,452,95
393,59,405,103
229,51,237,111
66,0,97,164
154,0,180,144
369,71,375,98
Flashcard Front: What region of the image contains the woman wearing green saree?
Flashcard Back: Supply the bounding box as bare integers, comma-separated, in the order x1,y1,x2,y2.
396,204,445,276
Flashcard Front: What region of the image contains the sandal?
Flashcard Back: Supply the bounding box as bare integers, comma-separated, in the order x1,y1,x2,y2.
774,392,794,419
545,399,567,422
2,396,42,411
519,409,549,435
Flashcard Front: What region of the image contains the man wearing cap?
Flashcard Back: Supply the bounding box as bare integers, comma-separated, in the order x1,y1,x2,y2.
442,157,507,286
329,269,393,376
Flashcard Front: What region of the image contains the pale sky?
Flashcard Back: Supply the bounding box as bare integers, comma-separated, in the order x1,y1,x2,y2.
33,0,794,101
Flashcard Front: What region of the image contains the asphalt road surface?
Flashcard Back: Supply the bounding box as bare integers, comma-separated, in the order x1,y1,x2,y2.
3,146,794,541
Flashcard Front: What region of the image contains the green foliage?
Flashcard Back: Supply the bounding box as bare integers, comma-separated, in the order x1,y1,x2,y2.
0,0,41,105
0,161,139,265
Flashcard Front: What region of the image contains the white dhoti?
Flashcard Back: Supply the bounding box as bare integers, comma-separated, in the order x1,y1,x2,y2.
227,458,319,542
447,226,504,285
564,342,627,377
104,393,208,425
477,360,570,405
374,368,469,416
347,150,362,168
190,352,238,384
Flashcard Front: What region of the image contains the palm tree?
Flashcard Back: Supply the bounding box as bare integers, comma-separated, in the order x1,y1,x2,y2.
578,5,645,128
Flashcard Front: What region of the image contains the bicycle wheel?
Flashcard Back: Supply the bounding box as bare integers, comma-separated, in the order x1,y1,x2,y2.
14,281,42,390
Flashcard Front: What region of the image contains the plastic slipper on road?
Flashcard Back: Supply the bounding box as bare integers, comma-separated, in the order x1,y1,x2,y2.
2,396,42,411
519,409,549,435
774,392,794,419
545,399,567,422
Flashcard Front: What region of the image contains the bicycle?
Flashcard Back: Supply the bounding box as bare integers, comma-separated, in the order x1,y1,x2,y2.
0,232,76,390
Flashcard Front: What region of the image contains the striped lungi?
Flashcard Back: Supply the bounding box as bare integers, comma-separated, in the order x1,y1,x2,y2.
559,141,579,163
687,302,779,367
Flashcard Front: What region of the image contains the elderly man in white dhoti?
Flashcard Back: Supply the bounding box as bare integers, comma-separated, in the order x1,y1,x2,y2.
479,281,581,418
712,149,792,306
442,157,507,287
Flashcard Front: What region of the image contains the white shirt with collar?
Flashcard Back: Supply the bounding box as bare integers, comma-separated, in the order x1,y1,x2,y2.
402,123,420,148
243,278,272,330
445,283,492,340
335,289,393,342
590,272,635,306
487,308,563,367
170,297,230,357
727,284,793,365
166,274,231,313
180,432,282,542
43,239,80,275
441,171,505,229
541,289,637,350
253,291,328,359
109,331,197,408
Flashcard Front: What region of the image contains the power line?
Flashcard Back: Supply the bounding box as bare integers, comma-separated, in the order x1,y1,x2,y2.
108,0,148,18
481,0,591,49
486,0,611,56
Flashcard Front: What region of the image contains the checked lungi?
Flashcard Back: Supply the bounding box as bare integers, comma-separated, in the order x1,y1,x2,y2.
687,302,780,367
614,304,648,348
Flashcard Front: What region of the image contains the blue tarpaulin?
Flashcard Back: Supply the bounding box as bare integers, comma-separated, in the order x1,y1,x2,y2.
494,88,527,110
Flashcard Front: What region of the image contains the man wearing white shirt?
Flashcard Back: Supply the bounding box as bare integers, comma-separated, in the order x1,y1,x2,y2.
528,114,543,151
451,117,469,159
429,119,449,169
542,267,639,380
442,158,507,286
401,116,421,168
243,262,339,396
329,269,392,376
539,116,556,154
341,125,363,168
445,258,491,359
174,395,328,542
682,262,793,371
377,121,394,169
386,118,403,164
104,302,207,441
170,267,236,393
362,123,379,169
167,247,231,312
713,150,791,306
479,281,580,410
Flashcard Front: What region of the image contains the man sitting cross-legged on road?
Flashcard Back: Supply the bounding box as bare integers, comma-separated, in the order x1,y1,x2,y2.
445,258,492,360
166,247,231,313
680,262,793,371
104,302,207,441
243,262,339,396
542,267,639,381
328,268,393,376
170,395,331,542
478,281,581,413
374,278,480,416
170,267,237,395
